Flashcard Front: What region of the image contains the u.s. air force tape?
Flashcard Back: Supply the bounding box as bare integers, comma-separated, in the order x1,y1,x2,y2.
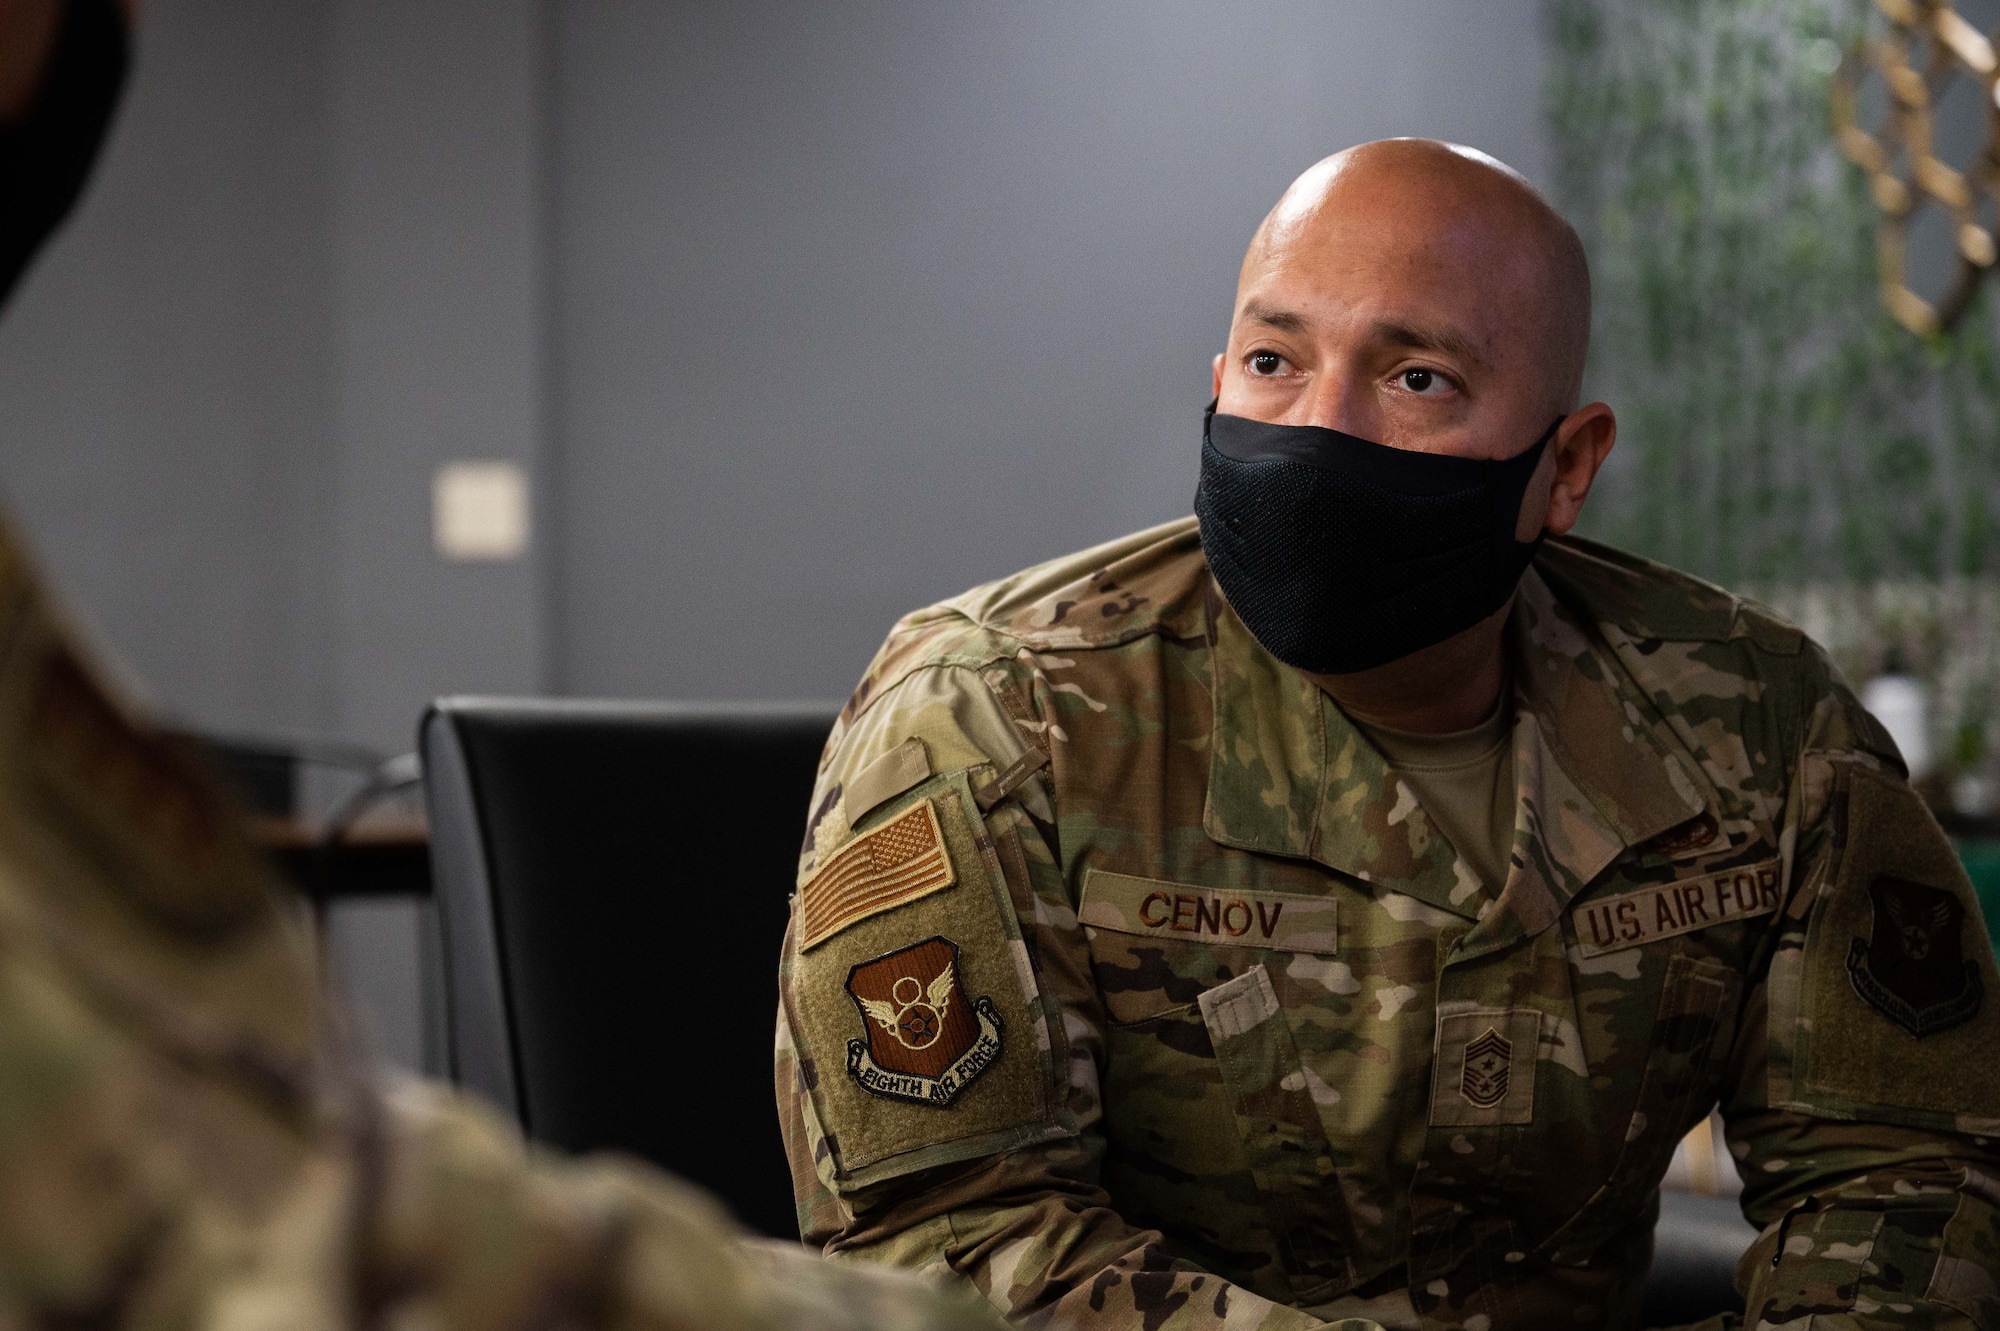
1572,860,1781,957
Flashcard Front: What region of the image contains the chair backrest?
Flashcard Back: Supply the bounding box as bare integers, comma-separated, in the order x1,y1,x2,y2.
420,696,838,1239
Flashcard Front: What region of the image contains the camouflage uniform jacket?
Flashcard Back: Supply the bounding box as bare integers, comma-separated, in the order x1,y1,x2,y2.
776,516,2000,1331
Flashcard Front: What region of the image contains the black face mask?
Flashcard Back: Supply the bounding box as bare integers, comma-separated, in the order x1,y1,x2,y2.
1194,404,1559,676
0,0,131,310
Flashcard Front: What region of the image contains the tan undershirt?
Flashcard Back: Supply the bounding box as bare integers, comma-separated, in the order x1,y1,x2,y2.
1353,700,1517,897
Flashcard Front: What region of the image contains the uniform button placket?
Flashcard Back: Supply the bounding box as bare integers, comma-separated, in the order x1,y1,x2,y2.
1409,924,1475,1282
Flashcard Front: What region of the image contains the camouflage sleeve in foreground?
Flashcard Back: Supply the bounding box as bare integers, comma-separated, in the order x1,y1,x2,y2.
773,634,1333,1331
1712,668,2000,1330
365,1079,1008,1331
0,514,997,1331
0,768,1003,1331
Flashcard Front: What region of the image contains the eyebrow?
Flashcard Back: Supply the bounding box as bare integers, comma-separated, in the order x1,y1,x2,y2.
1238,299,1489,370
1237,298,1310,334
1370,318,1488,369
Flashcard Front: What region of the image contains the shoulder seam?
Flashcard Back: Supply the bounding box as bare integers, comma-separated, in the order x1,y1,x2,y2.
845,648,1025,732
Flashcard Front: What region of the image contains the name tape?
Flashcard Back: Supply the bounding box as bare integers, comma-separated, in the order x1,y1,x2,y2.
1572,859,1782,957
1078,869,1337,955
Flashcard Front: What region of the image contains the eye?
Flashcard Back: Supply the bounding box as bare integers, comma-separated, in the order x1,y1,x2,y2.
1397,367,1451,395
1248,351,1286,377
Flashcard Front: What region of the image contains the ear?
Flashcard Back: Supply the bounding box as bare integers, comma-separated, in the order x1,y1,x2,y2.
1540,402,1616,536
1211,353,1225,400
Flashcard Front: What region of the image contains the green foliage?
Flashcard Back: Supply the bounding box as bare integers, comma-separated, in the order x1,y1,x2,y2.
1545,0,2000,587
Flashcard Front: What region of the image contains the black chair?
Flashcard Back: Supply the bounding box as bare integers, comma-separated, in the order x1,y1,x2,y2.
420,697,839,1240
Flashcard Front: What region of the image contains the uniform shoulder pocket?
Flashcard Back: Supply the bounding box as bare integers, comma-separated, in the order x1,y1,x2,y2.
781,769,1067,1191
1788,764,2000,1134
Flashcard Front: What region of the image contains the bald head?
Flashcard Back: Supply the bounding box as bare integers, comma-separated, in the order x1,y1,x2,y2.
1217,138,1594,463
1247,140,1591,416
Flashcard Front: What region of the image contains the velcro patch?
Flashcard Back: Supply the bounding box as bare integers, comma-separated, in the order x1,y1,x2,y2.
1079,869,1337,955
1572,859,1781,958
1792,763,2000,1131
800,799,956,950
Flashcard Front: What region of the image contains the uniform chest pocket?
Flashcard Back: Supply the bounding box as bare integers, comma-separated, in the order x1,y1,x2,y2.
1542,952,1740,1266
1100,965,1354,1306
1077,868,1339,1023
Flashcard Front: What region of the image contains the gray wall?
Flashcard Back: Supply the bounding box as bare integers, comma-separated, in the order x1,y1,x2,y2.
0,0,546,758
0,0,1549,1069
0,1,337,739
2,0,1552,745
551,0,1551,701
329,0,547,752
0,0,546,1072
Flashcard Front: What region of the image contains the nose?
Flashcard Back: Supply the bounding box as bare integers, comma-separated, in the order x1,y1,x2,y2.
1292,366,1378,439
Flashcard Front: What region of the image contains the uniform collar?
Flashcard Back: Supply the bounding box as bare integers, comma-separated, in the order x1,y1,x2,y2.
1204,567,1708,954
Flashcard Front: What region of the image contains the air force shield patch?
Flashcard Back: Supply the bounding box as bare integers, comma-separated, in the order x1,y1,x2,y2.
1848,874,1984,1038
845,936,1004,1108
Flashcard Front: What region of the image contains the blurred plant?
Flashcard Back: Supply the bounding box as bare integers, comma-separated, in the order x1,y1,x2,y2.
1756,580,2000,796
1545,0,2000,585
1546,0,2000,791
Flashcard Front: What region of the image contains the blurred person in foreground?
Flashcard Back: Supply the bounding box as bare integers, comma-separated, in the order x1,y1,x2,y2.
776,140,2000,1329
0,3,999,1328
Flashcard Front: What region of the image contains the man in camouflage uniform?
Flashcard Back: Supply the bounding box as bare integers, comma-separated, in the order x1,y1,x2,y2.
775,140,2000,1329
0,3,999,1327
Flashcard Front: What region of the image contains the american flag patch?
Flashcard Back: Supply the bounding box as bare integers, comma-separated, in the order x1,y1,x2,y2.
799,800,957,950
